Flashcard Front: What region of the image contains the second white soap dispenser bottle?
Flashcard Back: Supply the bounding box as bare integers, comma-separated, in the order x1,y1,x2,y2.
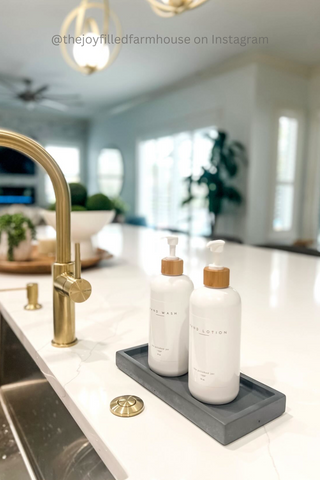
189,240,241,404
148,236,194,377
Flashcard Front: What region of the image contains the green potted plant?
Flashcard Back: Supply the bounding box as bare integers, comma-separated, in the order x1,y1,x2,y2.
42,183,116,259
183,131,247,237
0,213,36,261
112,196,129,223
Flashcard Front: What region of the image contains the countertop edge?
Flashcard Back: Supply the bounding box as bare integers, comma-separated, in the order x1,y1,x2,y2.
0,301,129,480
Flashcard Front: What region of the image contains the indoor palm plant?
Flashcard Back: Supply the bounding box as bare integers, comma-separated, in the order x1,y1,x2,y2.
183,131,247,237
0,213,36,261
112,196,129,223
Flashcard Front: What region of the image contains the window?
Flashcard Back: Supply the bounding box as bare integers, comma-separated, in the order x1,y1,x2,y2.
98,148,124,197
138,127,216,235
272,115,299,232
45,145,81,203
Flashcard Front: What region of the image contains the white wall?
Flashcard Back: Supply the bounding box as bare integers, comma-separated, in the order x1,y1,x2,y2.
248,64,309,244
302,71,320,241
0,107,89,207
88,64,257,241
87,58,313,245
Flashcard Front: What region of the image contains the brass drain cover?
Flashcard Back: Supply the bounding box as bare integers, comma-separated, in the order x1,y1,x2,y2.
110,395,144,417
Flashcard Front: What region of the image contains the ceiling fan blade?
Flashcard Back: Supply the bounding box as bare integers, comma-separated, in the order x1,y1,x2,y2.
0,77,18,93
39,99,68,112
43,94,80,100
0,99,24,109
43,98,82,107
0,102,16,108
34,85,49,96
42,95,82,105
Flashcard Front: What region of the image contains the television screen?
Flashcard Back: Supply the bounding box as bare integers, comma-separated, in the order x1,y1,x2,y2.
0,186,36,205
0,147,36,175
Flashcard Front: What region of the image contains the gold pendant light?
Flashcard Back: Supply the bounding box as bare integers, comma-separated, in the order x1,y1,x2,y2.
147,0,209,17
60,0,121,75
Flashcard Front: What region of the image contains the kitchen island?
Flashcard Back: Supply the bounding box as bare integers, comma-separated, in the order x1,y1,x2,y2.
0,224,319,480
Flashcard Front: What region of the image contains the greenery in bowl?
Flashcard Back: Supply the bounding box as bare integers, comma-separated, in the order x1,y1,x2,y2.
69,183,87,206
0,213,36,261
48,183,120,212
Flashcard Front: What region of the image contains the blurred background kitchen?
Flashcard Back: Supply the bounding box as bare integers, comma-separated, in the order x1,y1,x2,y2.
1,0,320,254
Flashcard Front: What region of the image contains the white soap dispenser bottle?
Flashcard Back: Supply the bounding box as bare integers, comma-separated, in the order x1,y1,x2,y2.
148,236,194,377
189,240,241,404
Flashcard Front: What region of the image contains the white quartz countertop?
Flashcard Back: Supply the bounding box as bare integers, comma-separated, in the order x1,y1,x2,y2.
0,224,320,480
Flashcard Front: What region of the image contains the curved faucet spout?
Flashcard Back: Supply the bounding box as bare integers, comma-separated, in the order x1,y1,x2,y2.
0,129,71,263
0,129,91,347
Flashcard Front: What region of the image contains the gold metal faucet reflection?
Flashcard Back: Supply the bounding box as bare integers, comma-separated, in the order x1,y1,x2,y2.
0,130,92,348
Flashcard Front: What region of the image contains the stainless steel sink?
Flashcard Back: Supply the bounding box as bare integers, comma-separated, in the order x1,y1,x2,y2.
0,314,115,480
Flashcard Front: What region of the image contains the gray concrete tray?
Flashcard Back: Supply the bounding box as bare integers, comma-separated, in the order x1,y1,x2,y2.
116,344,286,445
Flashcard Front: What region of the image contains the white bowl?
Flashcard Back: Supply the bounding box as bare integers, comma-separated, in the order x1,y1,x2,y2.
41,210,115,259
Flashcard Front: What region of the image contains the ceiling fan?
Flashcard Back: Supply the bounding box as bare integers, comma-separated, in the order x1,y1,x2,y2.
0,77,81,112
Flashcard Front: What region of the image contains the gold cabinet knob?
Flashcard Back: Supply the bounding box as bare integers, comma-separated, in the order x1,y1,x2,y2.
24,283,42,310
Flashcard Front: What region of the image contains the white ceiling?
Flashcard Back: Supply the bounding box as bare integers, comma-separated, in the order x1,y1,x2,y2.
1,0,320,118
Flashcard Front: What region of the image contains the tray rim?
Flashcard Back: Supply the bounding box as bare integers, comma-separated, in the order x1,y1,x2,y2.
0,246,113,274
116,343,286,426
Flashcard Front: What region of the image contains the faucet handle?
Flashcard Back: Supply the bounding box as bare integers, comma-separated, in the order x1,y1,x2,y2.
54,243,92,303
69,243,92,303
75,243,81,279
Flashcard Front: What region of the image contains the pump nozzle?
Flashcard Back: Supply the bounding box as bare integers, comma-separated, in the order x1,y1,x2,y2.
162,235,179,259
161,236,183,276
207,240,225,270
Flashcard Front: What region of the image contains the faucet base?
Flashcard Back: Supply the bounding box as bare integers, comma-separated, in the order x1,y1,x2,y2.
51,338,78,348
52,262,77,348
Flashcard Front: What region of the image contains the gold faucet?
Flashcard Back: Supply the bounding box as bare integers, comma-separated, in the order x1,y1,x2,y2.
0,129,92,348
